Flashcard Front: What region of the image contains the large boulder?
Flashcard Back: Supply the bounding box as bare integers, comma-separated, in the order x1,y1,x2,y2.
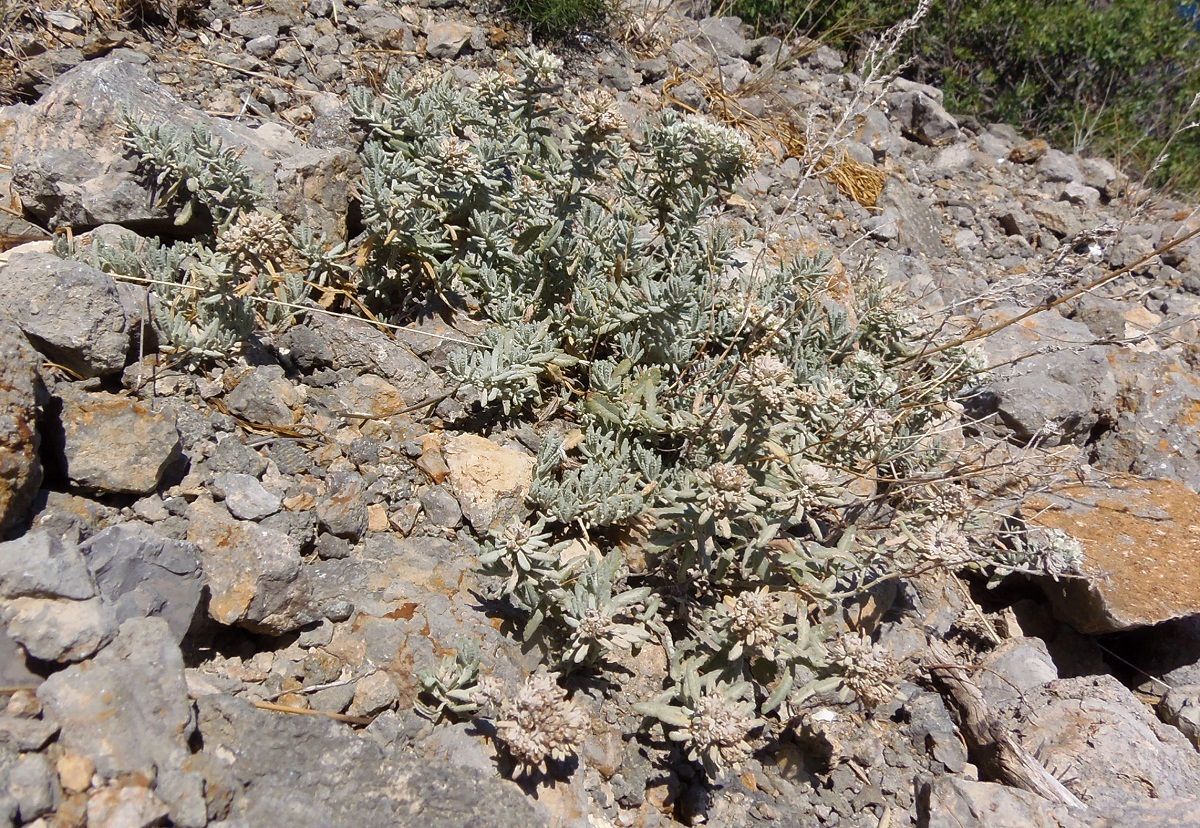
994,675,1200,820
0,319,42,534
56,389,182,495
971,307,1117,446
1024,474,1200,633
193,693,543,827
0,250,131,378
5,56,315,231
80,523,204,643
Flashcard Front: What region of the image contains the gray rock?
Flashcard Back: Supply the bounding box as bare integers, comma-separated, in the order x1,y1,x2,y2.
425,22,474,59
8,58,303,229
996,206,1039,241
917,777,1080,828
193,693,543,827
698,17,750,60
1059,182,1101,208
1030,201,1081,238
0,714,57,750
316,469,368,541
229,14,285,40
223,365,301,427
600,58,639,92
346,671,399,717
4,595,116,662
1036,149,1082,183
1,629,41,686
419,485,462,528
86,784,169,827
187,498,322,634
994,675,1200,817
58,390,182,494
8,752,54,821
887,81,959,146
972,307,1116,445
80,523,204,643
975,637,1058,708
0,530,96,602
38,617,204,827
246,34,278,58
361,14,415,50
212,472,281,521
279,312,445,401
0,251,129,377
1159,685,1200,750
0,319,42,534
205,436,268,478
872,184,948,260
274,146,360,242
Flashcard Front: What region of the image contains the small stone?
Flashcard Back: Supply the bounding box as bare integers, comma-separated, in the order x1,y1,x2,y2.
1008,138,1049,163
4,595,117,662
86,784,168,828
316,469,368,541
6,689,41,717
0,715,59,750
425,22,474,59
419,485,462,528
347,671,400,717
57,391,182,495
57,754,95,794
441,434,534,532
213,472,282,521
367,503,389,532
245,34,278,58
9,753,54,821
315,532,351,560
223,366,301,428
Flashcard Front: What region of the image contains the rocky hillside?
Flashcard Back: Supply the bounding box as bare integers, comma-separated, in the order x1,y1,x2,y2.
1,2,1200,827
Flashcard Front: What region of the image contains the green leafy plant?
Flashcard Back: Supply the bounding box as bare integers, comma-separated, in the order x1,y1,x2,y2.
346,49,1024,778
78,47,1056,781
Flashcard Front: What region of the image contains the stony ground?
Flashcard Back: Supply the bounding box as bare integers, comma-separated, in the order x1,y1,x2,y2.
2,1,1200,826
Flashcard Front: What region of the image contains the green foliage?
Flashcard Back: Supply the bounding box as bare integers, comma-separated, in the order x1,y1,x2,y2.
62,118,339,362
84,48,1047,780
349,50,1015,777
733,0,1200,192
506,0,612,38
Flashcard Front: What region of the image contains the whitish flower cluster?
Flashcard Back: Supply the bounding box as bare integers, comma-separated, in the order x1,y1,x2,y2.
736,353,794,407
217,209,292,267
724,588,781,659
1033,528,1085,579
697,462,755,515
827,633,899,710
494,672,588,776
575,89,626,136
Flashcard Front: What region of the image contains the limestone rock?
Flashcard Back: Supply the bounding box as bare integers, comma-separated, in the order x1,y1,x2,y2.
8,57,302,229
918,777,1081,828
0,319,42,534
57,390,182,494
441,434,534,532
425,22,474,60
186,498,322,634
80,523,204,643
38,618,205,826
0,251,129,378
1025,475,1200,633
193,693,543,827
